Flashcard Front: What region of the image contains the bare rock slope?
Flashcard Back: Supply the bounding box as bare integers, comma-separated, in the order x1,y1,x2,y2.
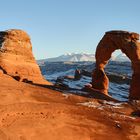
0,29,140,140
0,72,140,140
0,29,51,85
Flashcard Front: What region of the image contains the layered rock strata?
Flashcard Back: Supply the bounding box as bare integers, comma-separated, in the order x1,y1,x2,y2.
0,29,51,85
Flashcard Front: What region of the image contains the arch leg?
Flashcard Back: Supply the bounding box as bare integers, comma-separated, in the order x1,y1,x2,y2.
92,34,118,95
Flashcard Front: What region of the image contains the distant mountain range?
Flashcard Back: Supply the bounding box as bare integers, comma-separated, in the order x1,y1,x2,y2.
45,53,95,62
113,54,130,62
38,53,130,63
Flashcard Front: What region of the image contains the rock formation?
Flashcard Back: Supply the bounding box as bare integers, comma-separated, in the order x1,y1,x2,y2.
92,68,109,95
92,30,140,100
0,29,51,85
74,69,82,80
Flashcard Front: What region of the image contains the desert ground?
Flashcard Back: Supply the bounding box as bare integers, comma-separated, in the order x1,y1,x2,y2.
0,73,140,140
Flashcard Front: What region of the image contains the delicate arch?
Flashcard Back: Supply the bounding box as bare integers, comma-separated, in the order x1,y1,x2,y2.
92,30,140,100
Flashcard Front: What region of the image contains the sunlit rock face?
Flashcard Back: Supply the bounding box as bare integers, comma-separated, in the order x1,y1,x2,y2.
0,29,51,85
92,30,140,100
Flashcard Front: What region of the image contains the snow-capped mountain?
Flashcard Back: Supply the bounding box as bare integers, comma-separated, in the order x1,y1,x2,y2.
38,53,130,64
113,54,130,62
42,53,95,62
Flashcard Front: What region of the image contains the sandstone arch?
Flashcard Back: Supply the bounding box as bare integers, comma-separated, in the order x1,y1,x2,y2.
92,30,140,100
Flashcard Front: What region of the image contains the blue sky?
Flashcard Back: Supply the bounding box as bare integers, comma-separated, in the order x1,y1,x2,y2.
0,0,140,59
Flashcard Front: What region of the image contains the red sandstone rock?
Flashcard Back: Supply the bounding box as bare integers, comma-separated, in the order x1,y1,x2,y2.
0,69,3,76
92,68,109,95
0,29,51,85
92,30,140,100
